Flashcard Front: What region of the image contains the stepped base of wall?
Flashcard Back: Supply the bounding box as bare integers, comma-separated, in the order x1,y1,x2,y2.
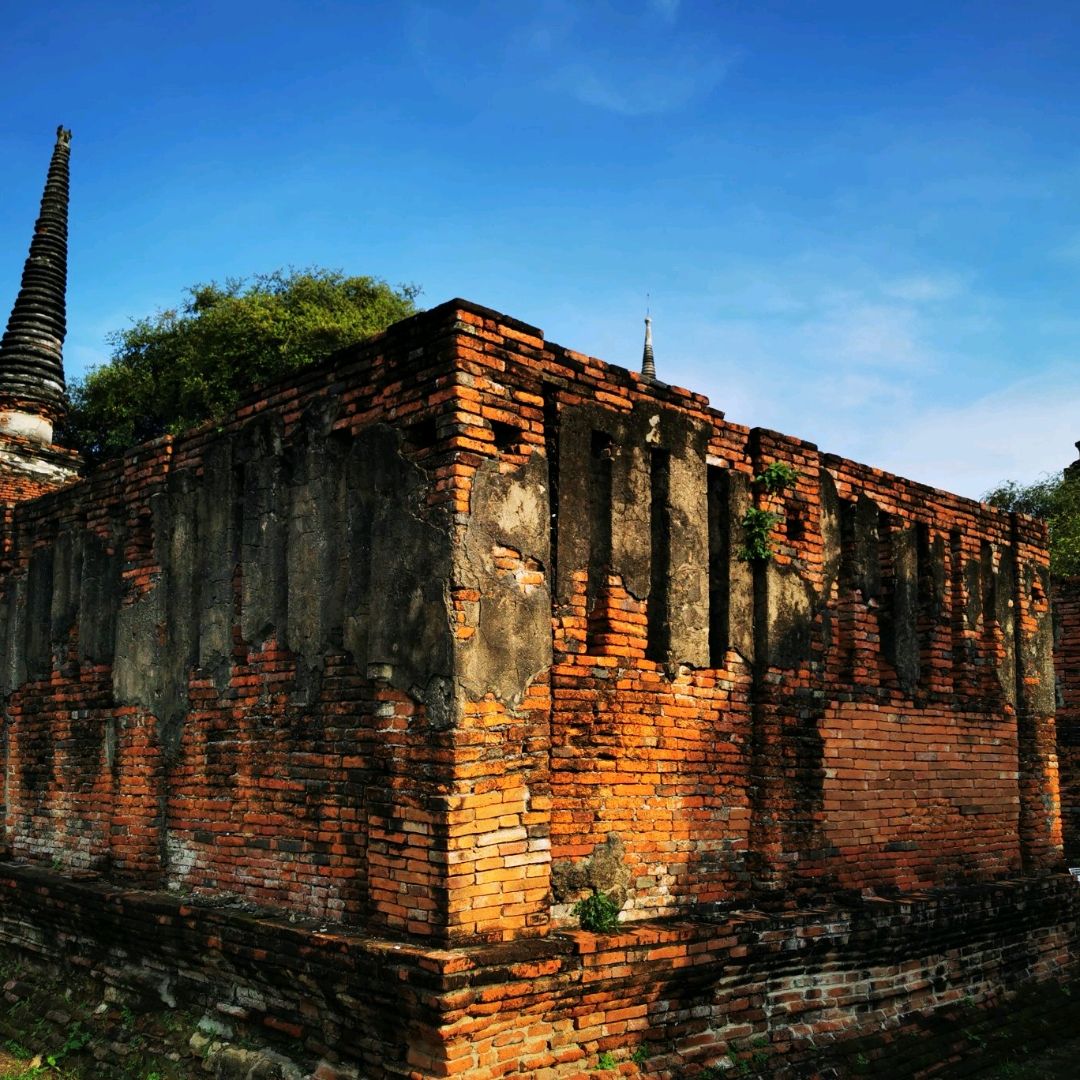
0,862,1076,1079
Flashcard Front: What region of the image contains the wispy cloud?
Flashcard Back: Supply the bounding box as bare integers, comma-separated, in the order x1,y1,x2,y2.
552,53,731,116
881,273,965,303
406,1,733,117
802,302,930,372
881,367,1080,496
576,254,1041,498
649,0,681,23
543,2,733,116
629,255,1080,498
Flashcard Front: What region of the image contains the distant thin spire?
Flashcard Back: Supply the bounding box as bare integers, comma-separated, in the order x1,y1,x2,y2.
0,126,72,423
641,312,656,380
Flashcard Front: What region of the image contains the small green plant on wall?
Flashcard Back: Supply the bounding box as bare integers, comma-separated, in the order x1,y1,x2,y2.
739,462,800,562
753,461,799,493
573,890,621,933
738,507,783,562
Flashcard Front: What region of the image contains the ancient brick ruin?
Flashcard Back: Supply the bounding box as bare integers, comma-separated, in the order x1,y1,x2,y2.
0,129,1078,1079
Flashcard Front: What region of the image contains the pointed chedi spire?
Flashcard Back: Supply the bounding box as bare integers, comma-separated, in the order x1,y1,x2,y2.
0,126,72,444
641,314,656,380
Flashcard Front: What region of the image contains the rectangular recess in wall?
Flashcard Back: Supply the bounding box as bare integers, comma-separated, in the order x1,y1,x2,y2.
837,498,858,680
542,388,560,597
876,509,897,685
646,449,671,663
916,521,934,690
586,430,614,647
707,465,730,668
949,527,967,692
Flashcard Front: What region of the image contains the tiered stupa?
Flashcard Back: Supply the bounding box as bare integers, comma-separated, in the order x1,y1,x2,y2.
0,127,81,497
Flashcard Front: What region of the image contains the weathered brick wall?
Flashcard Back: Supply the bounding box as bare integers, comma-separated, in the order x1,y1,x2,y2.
0,431,79,501
1054,576,1080,862
442,303,1060,923
0,307,479,938
0,297,1072,1079
0,299,1060,937
429,874,1080,1079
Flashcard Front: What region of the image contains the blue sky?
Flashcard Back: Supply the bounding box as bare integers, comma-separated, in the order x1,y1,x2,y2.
2,0,1079,498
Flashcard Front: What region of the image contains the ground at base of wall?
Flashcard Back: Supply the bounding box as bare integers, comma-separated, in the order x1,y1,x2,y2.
0,953,322,1080
785,980,1080,1080
0,957,1077,1080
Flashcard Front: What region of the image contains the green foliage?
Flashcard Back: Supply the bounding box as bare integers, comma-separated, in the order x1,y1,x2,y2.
596,1050,617,1070
2,1043,29,1062
572,891,621,933
753,461,799,493
45,1022,90,1068
63,268,421,465
630,1045,649,1066
738,507,784,563
984,469,1080,577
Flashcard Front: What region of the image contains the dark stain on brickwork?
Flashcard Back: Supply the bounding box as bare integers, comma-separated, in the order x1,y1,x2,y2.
551,833,630,908
103,415,456,751
75,528,121,665
339,424,454,706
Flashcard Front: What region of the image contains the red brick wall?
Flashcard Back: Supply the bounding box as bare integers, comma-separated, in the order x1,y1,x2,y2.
1054,576,1080,862
0,432,79,503
0,297,1064,947
0,298,1072,1080
0,308,475,939
441,302,1061,921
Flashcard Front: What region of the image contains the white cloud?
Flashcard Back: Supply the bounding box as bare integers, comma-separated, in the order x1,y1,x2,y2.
553,53,731,116
802,302,929,372
405,1,729,116
872,368,1080,498
881,273,965,303
544,255,1068,503
541,0,734,117
649,0,681,22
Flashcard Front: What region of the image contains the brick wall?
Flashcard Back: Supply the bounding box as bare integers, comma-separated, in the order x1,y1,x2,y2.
0,298,1064,928
1054,576,1080,863
0,431,79,502
0,297,1072,1078
0,306,474,938
0,861,1074,1079
439,302,1060,922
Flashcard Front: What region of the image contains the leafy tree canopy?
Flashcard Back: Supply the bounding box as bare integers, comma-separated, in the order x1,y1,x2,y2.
63,268,420,464
984,467,1080,577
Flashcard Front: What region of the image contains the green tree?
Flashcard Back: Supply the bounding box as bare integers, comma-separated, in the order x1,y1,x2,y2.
984,468,1080,577
63,268,420,463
